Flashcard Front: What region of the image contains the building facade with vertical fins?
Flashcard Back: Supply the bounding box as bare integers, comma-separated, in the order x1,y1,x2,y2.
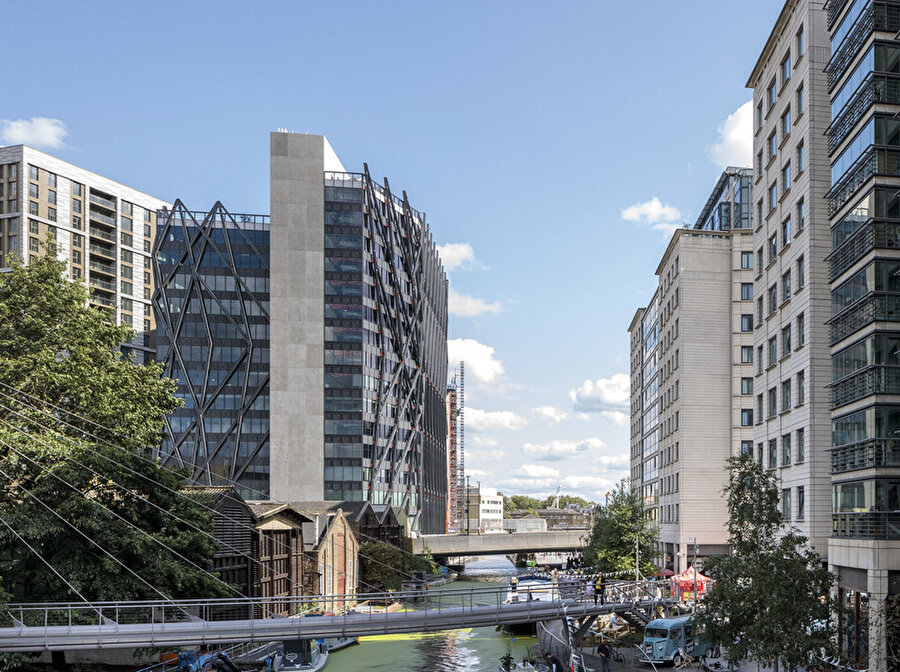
823,0,900,667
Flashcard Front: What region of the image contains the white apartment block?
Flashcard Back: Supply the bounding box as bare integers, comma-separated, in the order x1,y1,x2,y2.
630,169,754,572
0,146,169,361
746,0,833,556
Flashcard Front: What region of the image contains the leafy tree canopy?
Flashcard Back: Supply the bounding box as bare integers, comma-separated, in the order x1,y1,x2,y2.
504,495,542,513
583,479,656,575
0,249,231,603
696,454,834,672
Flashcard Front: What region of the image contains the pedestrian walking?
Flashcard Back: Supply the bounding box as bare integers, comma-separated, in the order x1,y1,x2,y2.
545,652,565,672
585,579,594,603
595,573,604,605
596,640,612,672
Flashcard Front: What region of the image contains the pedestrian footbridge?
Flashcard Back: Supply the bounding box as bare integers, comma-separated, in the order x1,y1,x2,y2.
0,581,670,652
411,530,587,558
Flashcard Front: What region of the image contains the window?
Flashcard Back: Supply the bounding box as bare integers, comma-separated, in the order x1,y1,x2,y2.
757,393,764,418
72,250,81,265
797,369,805,405
757,201,764,229
72,267,81,279
782,325,792,355
797,140,805,172
144,224,151,237
121,281,132,296
757,296,764,322
121,249,132,263
782,271,792,301
781,380,792,412
122,201,133,216
741,377,754,395
47,207,56,222
782,217,791,245
768,387,777,417
769,182,778,211
741,409,754,426
797,24,805,55
782,433,792,464
768,284,777,315
73,215,81,230
797,197,805,229
797,254,805,288
757,442,764,466
28,201,37,216
28,183,38,199
756,150,763,179
768,78,777,109
28,237,38,252
73,233,83,247
144,270,151,285
797,312,805,347
121,298,133,312
741,345,754,364
757,345,764,373
768,336,778,367
47,173,56,188
741,314,754,332
741,440,753,455
768,132,777,159
28,165,38,180
757,101,764,130
782,52,791,85
797,486,805,520
797,82,805,114
741,283,754,300
782,108,791,139
769,234,777,262
72,182,82,197
47,190,56,205
144,286,151,300
121,265,132,280
121,232,132,247
782,488,792,520
796,428,805,463
782,162,791,192
769,439,777,468
73,198,81,213
741,251,754,269
29,219,38,234
143,239,151,253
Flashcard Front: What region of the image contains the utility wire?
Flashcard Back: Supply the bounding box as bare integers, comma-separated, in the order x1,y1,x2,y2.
0,389,420,582
0,436,246,599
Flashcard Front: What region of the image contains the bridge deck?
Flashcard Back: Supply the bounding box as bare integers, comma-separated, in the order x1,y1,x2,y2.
411,530,587,556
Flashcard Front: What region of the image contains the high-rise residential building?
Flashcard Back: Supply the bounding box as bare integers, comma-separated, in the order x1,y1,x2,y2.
270,133,448,535
823,0,900,667
746,0,832,557
629,169,755,572
153,202,271,497
0,145,167,362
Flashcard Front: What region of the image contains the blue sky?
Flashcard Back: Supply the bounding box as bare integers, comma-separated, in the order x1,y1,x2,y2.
4,0,785,503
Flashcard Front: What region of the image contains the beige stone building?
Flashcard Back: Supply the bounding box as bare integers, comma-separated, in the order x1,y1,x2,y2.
629,169,755,572
0,145,168,362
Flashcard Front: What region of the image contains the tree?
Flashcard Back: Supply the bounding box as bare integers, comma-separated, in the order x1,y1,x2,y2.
540,494,593,510
358,541,434,590
583,479,657,575
0,248,232,605
696,454,834,672
504,494,542,513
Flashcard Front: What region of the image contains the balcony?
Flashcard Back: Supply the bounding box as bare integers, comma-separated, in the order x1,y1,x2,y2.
89,243,115,260
828,74,900,154
826,3,900,91
829,292,900,342
89,192,116,211
89,208,116,227
827,146,900,216
88,276,116,293
829,219,900,281
88,294,116,308
89,259,115,276
831,438,900,473
831,365,900,408
89,226,116,243
832,511,900,539
827,0,852,28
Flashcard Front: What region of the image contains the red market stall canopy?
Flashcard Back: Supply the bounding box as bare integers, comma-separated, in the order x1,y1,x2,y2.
673,566,712,593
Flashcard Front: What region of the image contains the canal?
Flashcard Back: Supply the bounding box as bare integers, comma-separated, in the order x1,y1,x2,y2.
330,556,538,672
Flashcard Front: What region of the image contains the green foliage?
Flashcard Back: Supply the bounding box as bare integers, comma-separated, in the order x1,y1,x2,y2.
583,479,656,575
0,248,231,602
695,454,835,672
540,494,592,510
504,494,542,513
359,541,434,590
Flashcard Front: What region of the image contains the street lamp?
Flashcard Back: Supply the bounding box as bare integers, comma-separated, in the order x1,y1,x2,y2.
688,536,699,612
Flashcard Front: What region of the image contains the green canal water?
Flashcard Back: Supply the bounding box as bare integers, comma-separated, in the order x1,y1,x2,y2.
329,556,538,672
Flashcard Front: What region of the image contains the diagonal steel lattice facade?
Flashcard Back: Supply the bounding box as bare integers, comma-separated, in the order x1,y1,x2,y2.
323,168,448,533
153,201,271,498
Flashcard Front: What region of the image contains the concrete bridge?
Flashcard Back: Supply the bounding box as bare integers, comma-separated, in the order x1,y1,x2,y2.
0,582,668,652
411,530,587,558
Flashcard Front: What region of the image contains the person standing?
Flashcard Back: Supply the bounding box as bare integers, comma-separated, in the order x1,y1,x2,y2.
596,640,612,672
545,652,565,672
585,579,594,603
595,573,604,605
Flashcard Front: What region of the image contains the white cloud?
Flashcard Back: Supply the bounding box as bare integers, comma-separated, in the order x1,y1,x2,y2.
564,475,620,491
466,468,488,477
621,197,682,234
448,338,504,384
466,407,528,432
532,406,568,424
448,288,502,317
470,436,500,447
600,410,629,427
706,100,753,169
570,374,630,413
523,437,609,461
516,463,561,479
436,243,476,271
0,117,68,149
